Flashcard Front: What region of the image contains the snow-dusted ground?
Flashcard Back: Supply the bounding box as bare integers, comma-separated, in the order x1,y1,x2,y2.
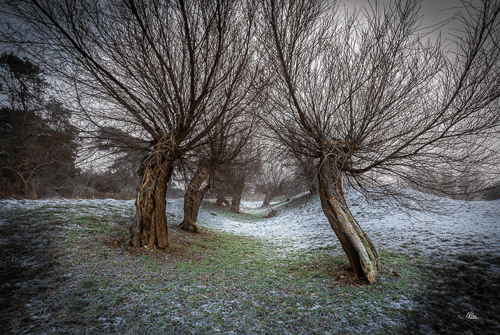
205,191,500,258
1,190,499,258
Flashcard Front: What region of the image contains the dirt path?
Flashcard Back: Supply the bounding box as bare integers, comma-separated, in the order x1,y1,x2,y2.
0,209,60,334
402,253,500,334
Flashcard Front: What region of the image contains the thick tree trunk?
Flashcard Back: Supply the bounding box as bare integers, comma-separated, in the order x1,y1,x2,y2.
230,178,245,213
129,145,175,249
317,153,381,284
260,194,271,207
179,162,210,233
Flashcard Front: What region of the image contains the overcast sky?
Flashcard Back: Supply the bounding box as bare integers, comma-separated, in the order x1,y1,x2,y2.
344,0,479,43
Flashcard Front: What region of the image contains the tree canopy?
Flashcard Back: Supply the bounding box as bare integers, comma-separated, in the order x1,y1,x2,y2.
1,0,499,283
0,53,78,197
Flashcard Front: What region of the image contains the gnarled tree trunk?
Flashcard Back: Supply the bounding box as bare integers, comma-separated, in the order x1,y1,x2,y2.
317,153,381,284
179,162,210,233
130,143,176,249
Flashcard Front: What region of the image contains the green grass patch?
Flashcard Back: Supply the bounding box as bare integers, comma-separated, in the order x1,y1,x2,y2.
12,203,426,334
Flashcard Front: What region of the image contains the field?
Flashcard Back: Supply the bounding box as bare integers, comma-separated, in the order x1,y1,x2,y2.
1,191,499,334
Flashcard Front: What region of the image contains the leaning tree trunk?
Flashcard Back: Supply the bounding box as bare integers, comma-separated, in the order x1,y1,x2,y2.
129,143,176,249
179,162,210,233
317,153,381,284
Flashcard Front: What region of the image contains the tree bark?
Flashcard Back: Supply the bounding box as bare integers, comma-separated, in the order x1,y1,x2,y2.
179,162,210,233
129,144,176,249
215,194,230,206
230,177,245,213
21,179,27,197
317,153,381,284
260,194,271,207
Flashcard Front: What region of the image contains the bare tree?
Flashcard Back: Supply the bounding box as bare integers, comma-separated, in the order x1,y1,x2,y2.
227,156,259,213
211,176,232,206
255,156,290,207
1,0,260,248
259,0,500,283
284,140,319,196
210,148,260,213
179,113,258,232
258,129,318,197
179,160,210,232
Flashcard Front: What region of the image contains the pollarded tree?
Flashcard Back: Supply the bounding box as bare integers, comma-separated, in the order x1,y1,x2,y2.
1,0,260,248
255,158,290,207
290,152,318,196
210,147,260,213
179,113,259,232
259,129,319,197
227,154,260,213
178,159,211,233
260,0,500,283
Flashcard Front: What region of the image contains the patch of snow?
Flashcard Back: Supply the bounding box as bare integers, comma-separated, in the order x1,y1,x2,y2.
310,305,322,311
2,190,499,259
197,190,500,258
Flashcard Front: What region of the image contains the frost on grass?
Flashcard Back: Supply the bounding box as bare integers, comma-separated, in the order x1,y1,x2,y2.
1,189,499,334
203,190,500,259
2,189,499,257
